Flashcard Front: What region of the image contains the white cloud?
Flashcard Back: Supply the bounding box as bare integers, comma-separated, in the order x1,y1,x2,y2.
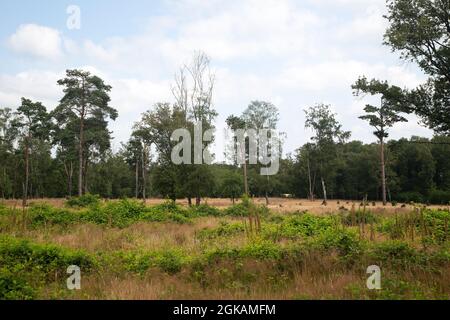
1,0,434,159
7,24,64,60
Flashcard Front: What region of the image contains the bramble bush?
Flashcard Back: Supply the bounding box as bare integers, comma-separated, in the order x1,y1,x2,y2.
66,193,101,208
0,235,95,300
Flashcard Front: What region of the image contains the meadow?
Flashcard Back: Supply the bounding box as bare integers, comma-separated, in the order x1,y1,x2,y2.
0,195,449,300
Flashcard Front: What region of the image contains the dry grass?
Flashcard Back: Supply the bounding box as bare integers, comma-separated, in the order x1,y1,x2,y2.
15,217,230,253
3,197,445,215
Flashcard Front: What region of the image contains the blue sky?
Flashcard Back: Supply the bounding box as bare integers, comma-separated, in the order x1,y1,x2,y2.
0,0,433,160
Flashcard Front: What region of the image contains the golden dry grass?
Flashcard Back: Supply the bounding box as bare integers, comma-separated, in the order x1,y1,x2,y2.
3,197,446,215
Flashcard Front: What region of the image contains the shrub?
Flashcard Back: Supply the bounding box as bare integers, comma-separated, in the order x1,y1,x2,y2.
223,203,249,217
396,192,424,204
66,193,100,208
278,214,337,238
0,236,95,275
311,229,363,260
0,268,36,300
370,241,417,267
28,203,81,227
120,249,186,274
141,200,190,224
223,196,270,217
187,204,222,217
83,198,144,228
427,190,450,205
197,221,244,240
342,210,379,226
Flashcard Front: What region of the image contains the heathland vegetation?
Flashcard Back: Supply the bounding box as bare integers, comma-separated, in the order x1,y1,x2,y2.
0,0,449,300
0,197,449,299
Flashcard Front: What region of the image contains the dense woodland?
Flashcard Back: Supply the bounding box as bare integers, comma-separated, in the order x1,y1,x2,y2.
1,0,449,205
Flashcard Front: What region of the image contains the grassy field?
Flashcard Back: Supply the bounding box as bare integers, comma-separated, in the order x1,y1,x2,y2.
0,196,449,300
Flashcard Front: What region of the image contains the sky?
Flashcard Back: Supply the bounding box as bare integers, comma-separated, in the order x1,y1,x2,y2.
0,0,434,161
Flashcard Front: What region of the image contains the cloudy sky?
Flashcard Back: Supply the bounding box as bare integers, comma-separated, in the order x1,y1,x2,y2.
0,0,433,161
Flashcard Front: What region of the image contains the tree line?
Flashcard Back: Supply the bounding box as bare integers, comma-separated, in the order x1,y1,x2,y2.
0,0,448,205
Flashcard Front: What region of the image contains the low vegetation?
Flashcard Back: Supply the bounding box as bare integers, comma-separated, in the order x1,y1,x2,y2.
0,198,448,300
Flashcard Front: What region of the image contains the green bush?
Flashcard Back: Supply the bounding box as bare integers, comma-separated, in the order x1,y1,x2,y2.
197,221,244,240
83,198,145,227
342,210,380,226
66,193,100,208
120,249,186,274
0,268,36,300
0,236,95,275
141,200,190,224
28,203,82,227
223,196,270,217
311,229,363,260
427,190,450,205
187,204,222,217
396,192,424,204
370,241,418,267
279,214,337,238
421,209,450,244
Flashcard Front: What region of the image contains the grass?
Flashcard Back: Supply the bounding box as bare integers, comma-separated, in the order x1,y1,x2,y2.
0,198,449,300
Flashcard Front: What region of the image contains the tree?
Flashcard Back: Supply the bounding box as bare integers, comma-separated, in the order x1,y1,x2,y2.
55,69,117,196
12,98,51,206
384,0,450,133
304,104,350,205
171,52,217,205
221,171,243,204
135,103,185,201
242,101,281,205
122,135,144,199
225,115,249,195
390,137,436,196
0,108,18,199
352,77,408,205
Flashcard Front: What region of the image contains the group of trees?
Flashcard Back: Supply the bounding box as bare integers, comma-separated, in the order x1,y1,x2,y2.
0,0,448,205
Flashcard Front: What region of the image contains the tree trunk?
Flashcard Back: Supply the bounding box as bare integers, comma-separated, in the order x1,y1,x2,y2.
380,137,387,206
307,156,314,201
321,177,327,206
188,197,192,206
22,135,30,207
69,162,73,197
83,158,88,194
135,159,139,199
243,161,248,196
142,147,146,203
78,114,84,197
63,160,73,197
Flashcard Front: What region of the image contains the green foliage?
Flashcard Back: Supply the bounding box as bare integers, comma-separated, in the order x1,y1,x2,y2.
120,248,186,275
311,229,363,261
396,191,424,204
66,193,101,208
278,213,337,238
0,236,94,274
28,203,82,227
427,190,450,205
421,209,450,245
141,200,190,224
187,204,222,217
0,268,36,300
197,221,245,240
223,199,270,217
0,235,95,299
342,210,380,226
370,241,417,267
